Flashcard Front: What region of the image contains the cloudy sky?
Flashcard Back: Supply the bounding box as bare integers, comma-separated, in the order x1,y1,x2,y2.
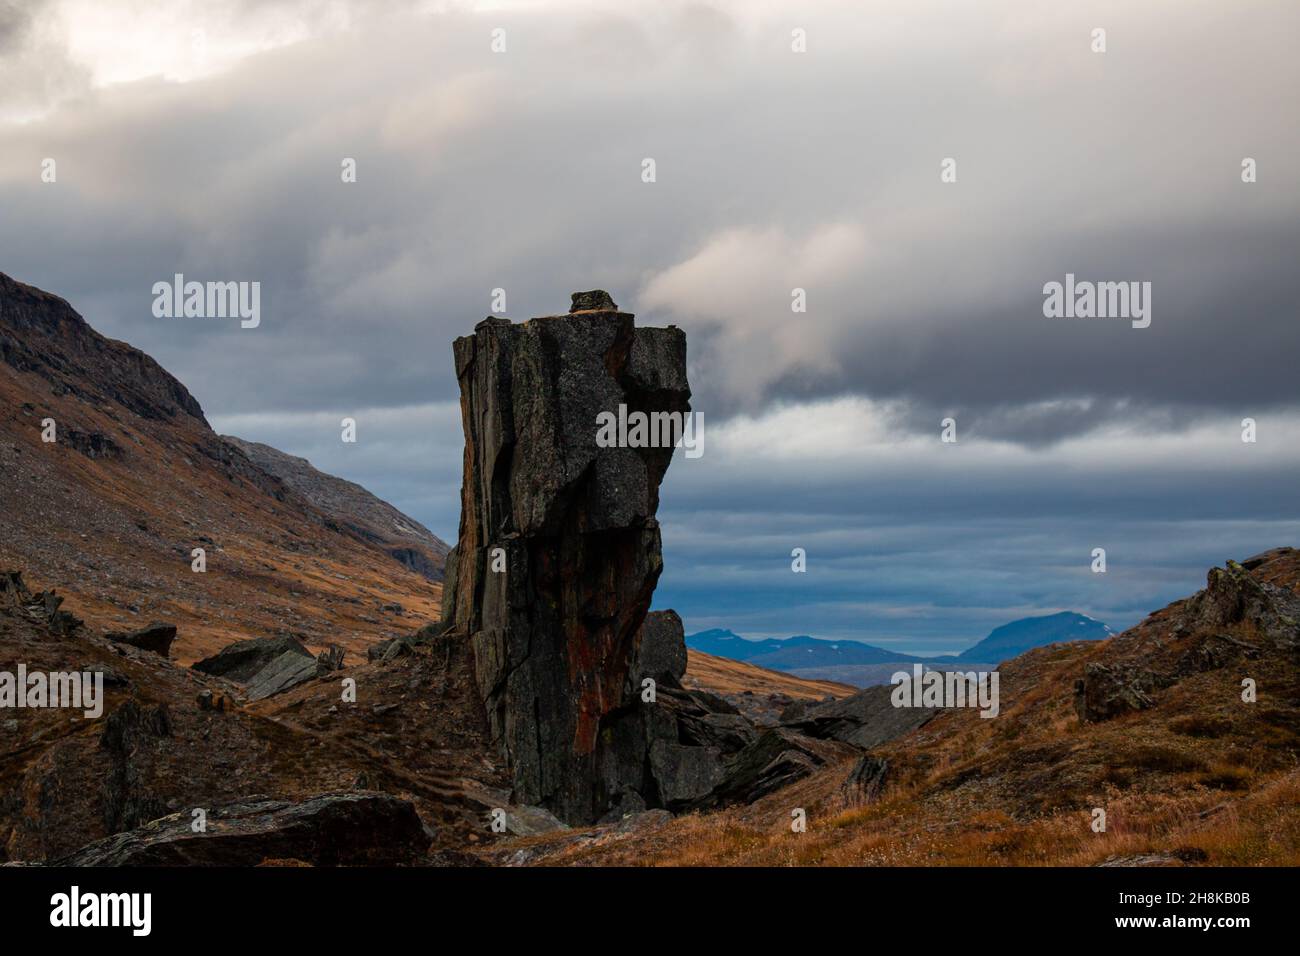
3,0,1298,654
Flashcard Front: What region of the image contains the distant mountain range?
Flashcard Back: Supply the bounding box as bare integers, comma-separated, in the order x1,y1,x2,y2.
686,611,1113,687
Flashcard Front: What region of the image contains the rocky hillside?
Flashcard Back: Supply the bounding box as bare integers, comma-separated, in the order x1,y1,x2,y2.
222,436,450,581
481,548,1300,865
0,569,503,864
0,272,439,663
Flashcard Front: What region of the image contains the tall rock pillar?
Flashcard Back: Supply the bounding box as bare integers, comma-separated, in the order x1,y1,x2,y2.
441,291,691,823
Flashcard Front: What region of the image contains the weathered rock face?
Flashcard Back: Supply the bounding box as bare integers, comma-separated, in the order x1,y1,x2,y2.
441,294,691,823
1074,662,1156,722
783,682,937,749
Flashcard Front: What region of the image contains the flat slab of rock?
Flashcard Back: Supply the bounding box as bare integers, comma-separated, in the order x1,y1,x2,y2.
245,651,321,701
54,791,431,866
783,682,936,749
192,635,313,682
707,728,854,806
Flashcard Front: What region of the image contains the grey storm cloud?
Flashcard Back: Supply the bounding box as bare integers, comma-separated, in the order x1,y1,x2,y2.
1,0,1296,649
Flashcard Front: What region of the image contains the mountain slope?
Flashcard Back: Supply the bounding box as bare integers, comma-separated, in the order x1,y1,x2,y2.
222,436,449,581
0,271,439,662
685,649,855,700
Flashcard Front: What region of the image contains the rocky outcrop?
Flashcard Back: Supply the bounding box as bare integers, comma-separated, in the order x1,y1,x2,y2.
705,728,855,805
441,293,692,823
55,791,430,866
783,683,937,749
1190,559,1300,651
1,570,82,636
1074,662,1156,722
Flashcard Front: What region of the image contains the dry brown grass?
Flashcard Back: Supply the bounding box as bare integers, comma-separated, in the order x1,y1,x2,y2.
684,649,855,700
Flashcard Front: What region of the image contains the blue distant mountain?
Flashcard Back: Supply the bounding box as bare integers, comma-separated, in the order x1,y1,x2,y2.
686,629,929,667
955,611,1112,663
686,612,1111,682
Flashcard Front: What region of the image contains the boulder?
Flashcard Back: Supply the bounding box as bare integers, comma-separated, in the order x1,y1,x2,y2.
191,635,313,682
99,700,173,834
1074,662,1156,722
706,728,854,806
634,610,688,684
784,683,936,749
500,804,570,837
569,289,618,312
55,791,431,866
107,622,177,657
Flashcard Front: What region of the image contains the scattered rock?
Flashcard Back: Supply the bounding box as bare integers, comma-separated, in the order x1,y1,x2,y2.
1,570,82,635
196,689,230,713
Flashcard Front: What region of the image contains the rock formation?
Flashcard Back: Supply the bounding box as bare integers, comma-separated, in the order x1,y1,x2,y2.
441,292,694,823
